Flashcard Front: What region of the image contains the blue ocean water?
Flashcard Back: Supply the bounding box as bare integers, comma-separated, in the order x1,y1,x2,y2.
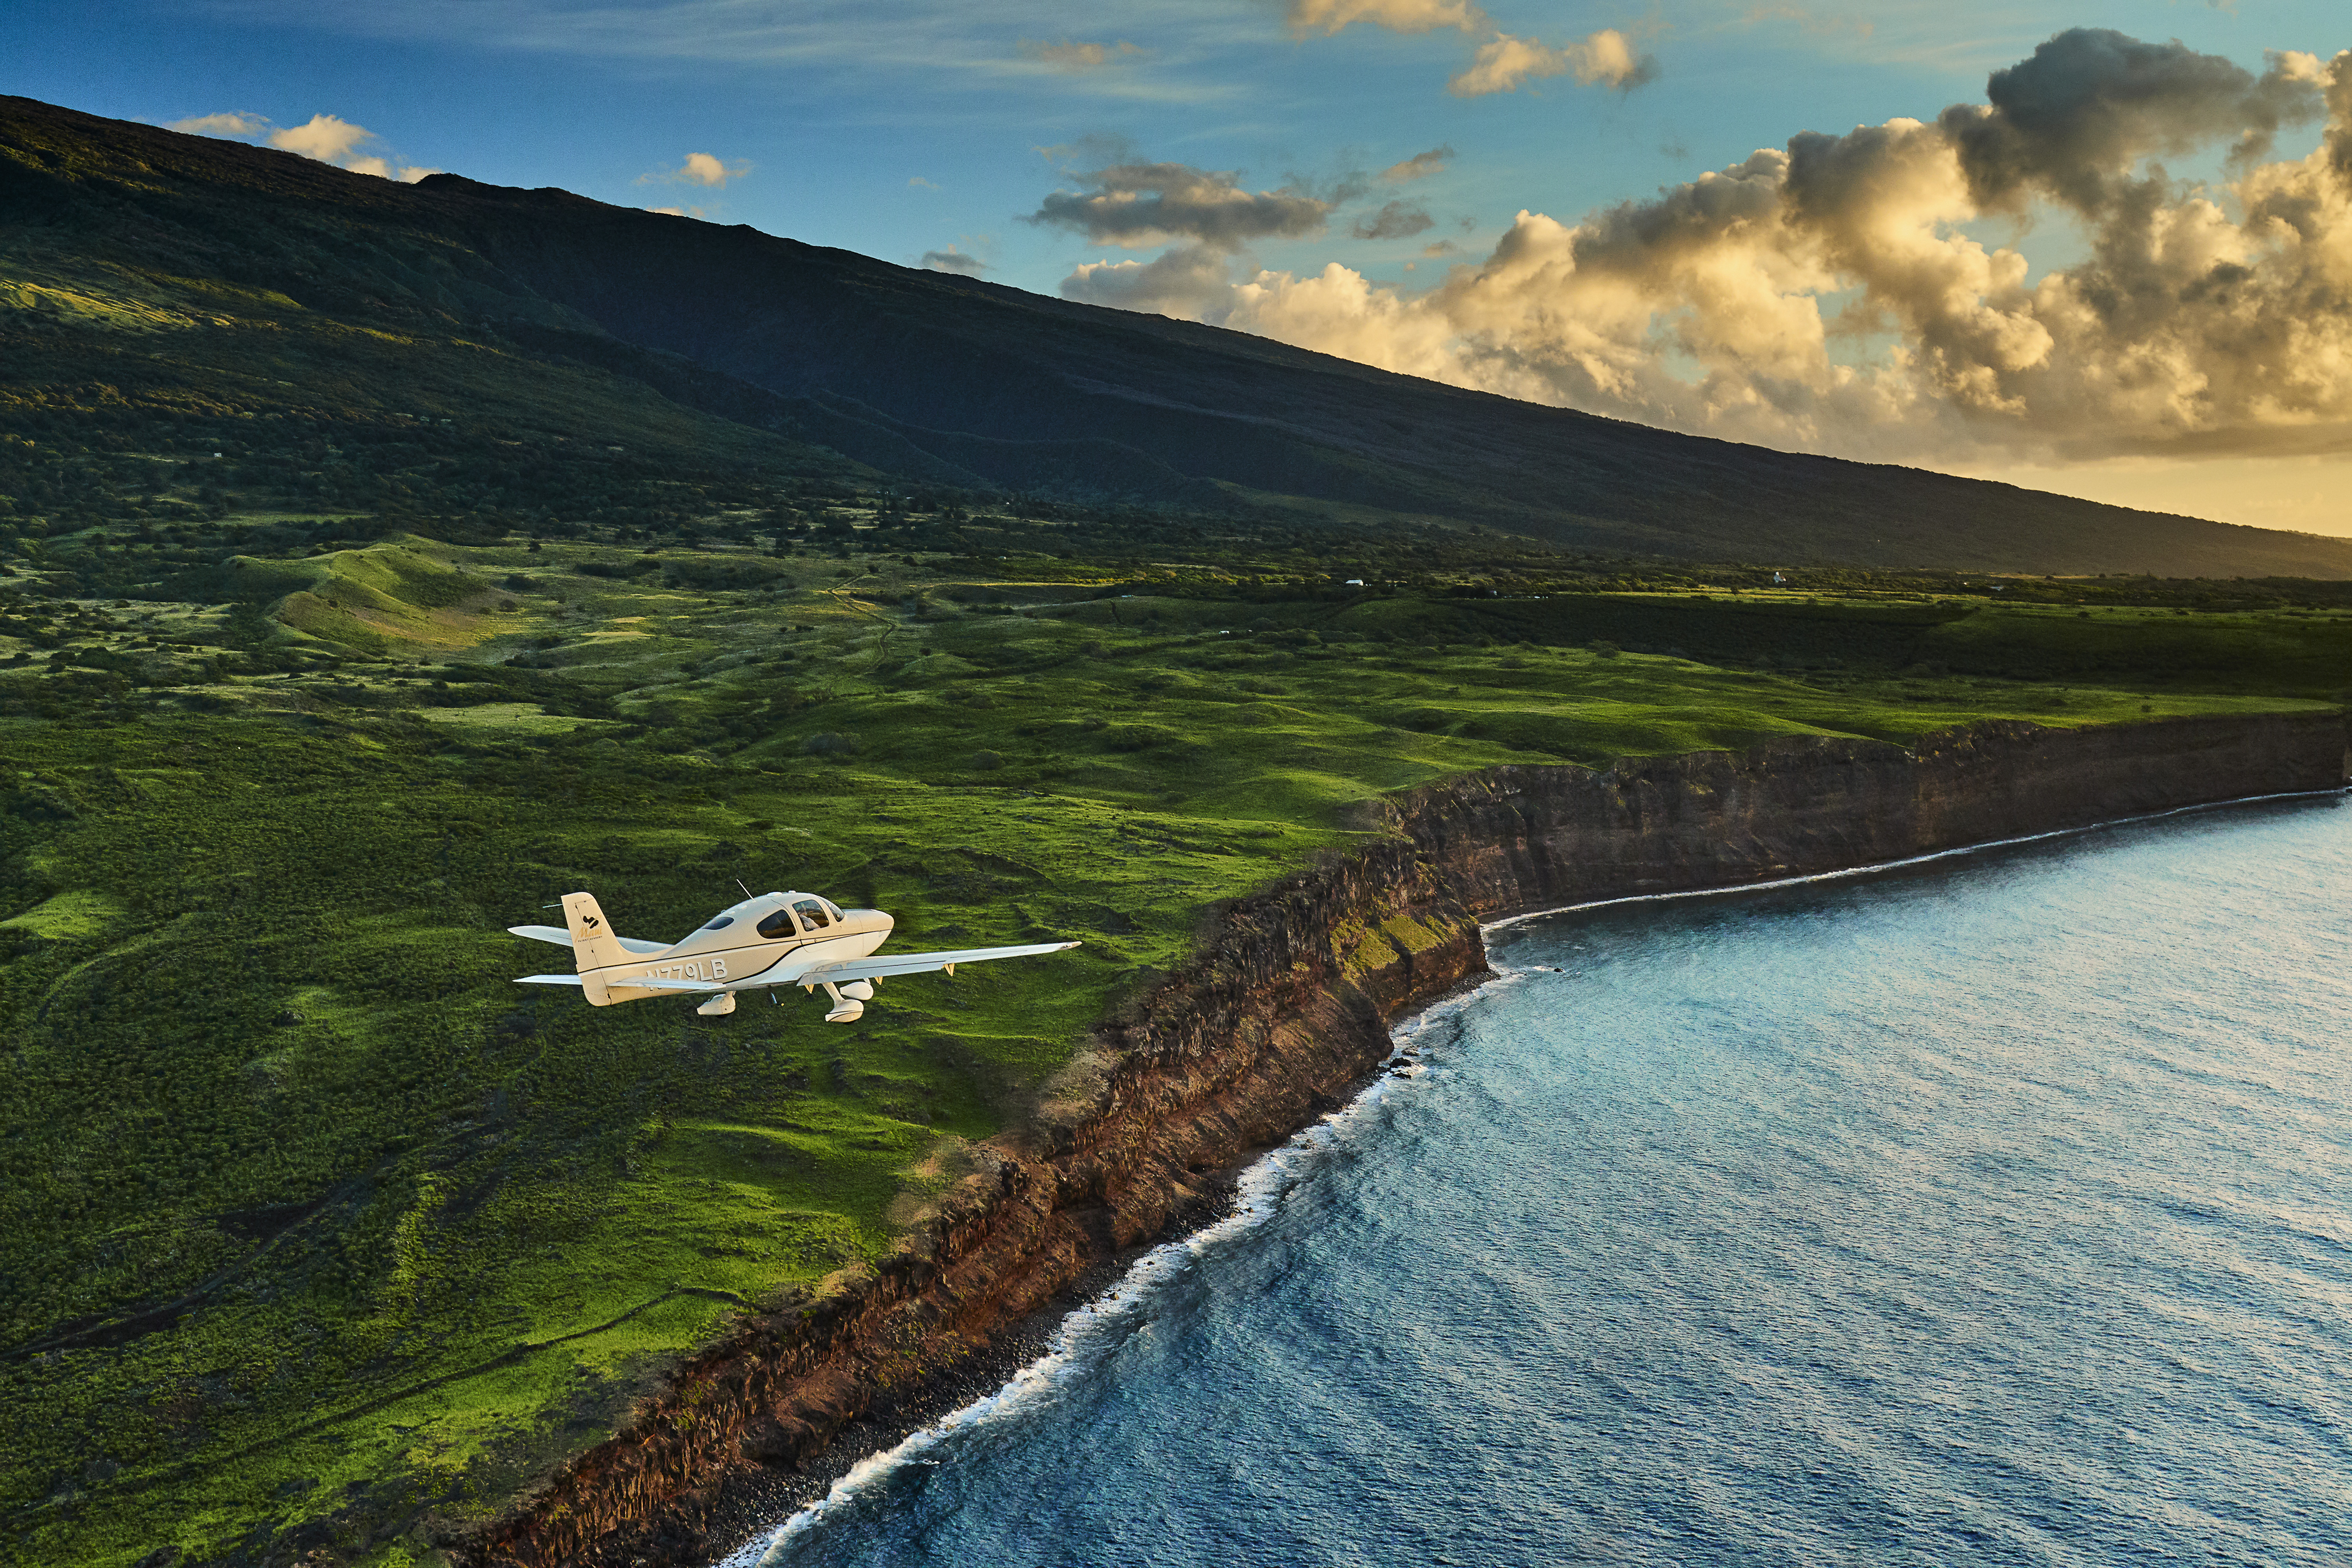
731,796,2352,1568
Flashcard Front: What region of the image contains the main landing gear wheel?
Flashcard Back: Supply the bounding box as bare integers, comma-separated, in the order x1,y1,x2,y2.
821,981,864,1024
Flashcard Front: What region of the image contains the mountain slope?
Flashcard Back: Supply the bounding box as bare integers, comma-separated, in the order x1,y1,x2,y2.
4,93,2350,576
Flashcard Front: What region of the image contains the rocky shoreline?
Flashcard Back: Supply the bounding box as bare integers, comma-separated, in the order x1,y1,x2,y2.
456,713,2350,1568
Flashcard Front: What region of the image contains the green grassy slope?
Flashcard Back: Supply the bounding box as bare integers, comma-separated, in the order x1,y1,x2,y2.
2,508,2345,1564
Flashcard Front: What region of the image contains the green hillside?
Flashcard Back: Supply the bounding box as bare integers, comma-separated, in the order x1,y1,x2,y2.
8,91,2352,577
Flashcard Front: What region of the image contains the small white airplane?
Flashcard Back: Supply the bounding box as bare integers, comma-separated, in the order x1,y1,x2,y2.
509,889,1077,1023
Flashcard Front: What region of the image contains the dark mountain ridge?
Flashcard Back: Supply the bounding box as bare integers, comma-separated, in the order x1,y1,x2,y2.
5,93,2348,577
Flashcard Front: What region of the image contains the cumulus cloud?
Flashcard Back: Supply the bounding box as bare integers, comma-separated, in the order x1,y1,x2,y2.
1383,144,1455,182
1058,30,2352,470
921,247,989,275
268,113,376,165
1064,244,1240,315
170,111,269,138
1285,0,1485,37
1283,1,1654,99
1353,200,1436,239
1940,31,2321,211
169,110,438,181
1027,162,1333,249
1449,28,1657,96
642,152,750,188
1020,38,1149,70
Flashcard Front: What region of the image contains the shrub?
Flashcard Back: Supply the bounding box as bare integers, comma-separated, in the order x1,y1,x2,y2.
802,731,861,756
967,750,1004,771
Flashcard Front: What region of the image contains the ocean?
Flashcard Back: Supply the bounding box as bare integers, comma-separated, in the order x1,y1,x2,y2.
728,793,2352,1567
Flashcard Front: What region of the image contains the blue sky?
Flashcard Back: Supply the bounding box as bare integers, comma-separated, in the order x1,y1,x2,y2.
13,2,2351,534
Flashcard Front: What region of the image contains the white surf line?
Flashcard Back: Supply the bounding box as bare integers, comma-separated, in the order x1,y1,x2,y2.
723,980,1492,1568
1482,784,2349,933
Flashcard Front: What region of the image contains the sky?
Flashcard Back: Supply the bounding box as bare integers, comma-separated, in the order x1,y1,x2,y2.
12,1,2352,537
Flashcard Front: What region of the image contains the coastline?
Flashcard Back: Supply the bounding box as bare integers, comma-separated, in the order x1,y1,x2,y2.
457,712,2351,1568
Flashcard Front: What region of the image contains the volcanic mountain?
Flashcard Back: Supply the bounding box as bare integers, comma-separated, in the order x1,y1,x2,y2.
4,93,2347,577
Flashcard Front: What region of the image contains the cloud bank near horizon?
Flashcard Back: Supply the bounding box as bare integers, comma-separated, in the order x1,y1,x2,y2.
1045,29,2352,470
168,110,438,182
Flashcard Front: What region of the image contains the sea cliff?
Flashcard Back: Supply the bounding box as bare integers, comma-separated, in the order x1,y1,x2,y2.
460,712,2349,1568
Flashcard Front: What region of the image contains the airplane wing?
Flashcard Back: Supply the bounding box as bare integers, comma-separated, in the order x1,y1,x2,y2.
793,941,1080,986
514,944,1079,995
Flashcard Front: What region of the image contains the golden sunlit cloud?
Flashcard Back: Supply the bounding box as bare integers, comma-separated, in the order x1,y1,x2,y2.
167,110,437,181
639,152,750,188
1048,31,2352,492
1448,29,1657,95
1284,0,1486,37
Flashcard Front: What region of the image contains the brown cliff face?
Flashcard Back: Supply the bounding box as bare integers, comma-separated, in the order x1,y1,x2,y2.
461,714,2347,1568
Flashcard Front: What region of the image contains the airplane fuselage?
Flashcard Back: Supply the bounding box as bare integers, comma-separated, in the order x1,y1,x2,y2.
593,923,890,1002
557,890,891,1005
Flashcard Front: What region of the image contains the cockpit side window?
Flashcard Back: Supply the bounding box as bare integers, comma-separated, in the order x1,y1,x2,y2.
793,898,831,930
756,907,800,940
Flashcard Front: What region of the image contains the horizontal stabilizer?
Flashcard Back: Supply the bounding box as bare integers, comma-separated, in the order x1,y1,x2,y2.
798,941,1079,987
508,926,667,955
515,974,584,986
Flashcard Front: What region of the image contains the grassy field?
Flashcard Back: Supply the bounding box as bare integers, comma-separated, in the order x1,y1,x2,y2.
2,502,2347,1568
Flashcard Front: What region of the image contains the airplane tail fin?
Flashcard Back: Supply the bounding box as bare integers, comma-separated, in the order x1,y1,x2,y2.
560,892,631,978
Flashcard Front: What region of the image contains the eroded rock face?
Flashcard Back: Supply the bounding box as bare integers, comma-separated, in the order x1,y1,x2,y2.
462,714,2347,1568
1385,715,2350,914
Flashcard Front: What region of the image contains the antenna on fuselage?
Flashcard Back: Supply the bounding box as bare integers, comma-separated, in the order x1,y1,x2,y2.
734,878,754,901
